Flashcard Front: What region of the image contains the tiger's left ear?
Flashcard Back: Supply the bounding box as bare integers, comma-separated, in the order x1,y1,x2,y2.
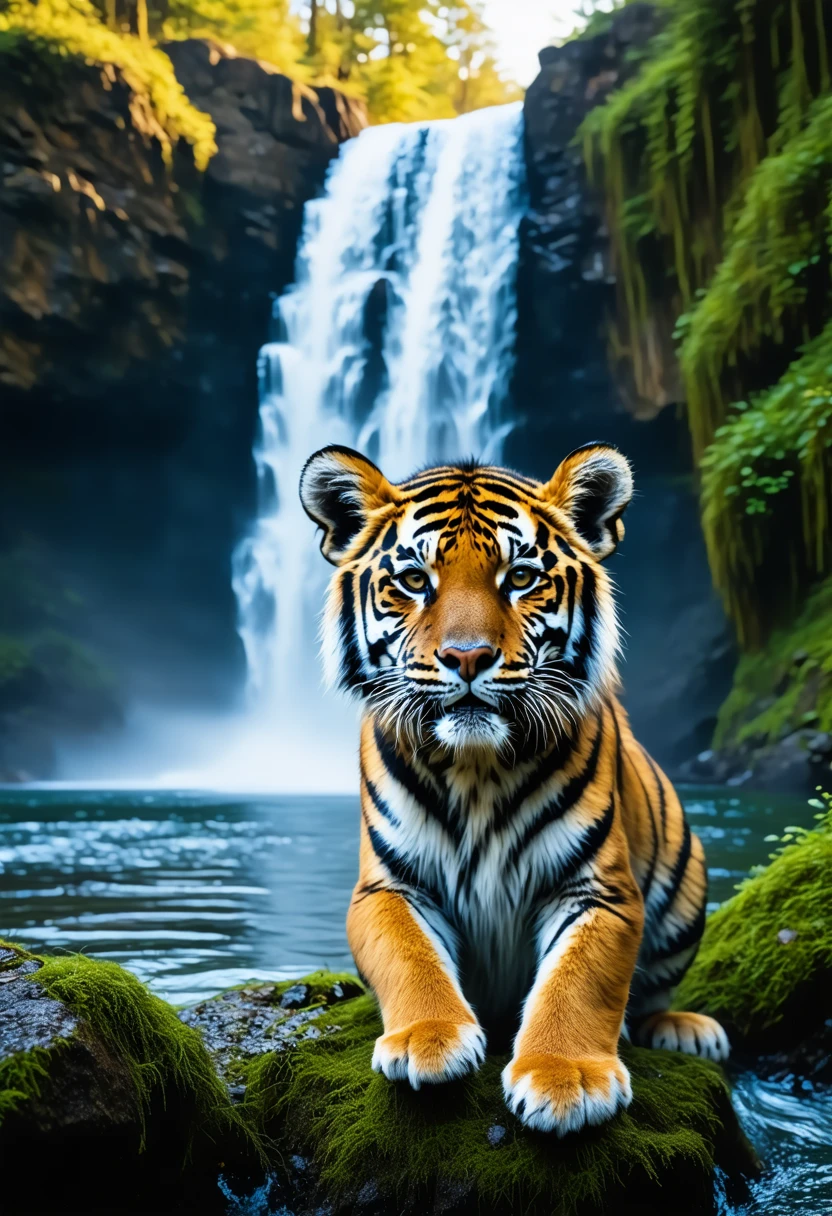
544,443,634,560
300,445,399,564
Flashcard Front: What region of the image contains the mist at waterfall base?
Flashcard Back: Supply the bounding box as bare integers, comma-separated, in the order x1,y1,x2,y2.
60,101,527,793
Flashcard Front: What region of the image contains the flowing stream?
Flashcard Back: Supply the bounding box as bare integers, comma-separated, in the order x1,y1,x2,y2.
224,102,525,791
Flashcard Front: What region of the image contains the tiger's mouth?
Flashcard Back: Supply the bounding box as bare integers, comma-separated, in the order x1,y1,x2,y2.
444,692,501,715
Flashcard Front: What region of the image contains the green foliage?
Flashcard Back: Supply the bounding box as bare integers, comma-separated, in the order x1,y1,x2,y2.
242,991,745,1213
163,0,521,123
581,0,832,645
0,0,216,168
163,0,306,79
675,798,832,1044
701,327,832,642
714,575,832,749
3,0,519,131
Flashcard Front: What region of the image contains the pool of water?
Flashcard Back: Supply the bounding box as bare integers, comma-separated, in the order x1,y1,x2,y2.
0,784,829,1213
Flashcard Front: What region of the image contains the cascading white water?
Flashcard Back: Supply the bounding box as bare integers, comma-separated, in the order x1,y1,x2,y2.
229,102,526,790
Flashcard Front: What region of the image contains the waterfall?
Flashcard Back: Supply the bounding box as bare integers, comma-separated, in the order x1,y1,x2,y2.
230,102,526,791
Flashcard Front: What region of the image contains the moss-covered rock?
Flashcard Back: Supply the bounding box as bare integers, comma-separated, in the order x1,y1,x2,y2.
0,942,255,1215
181,977,757,1216
675,806,832,1054
0,945,758,1215
581,0,832,649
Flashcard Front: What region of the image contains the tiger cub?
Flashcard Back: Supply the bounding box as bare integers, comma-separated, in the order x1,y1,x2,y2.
300,442,728,1135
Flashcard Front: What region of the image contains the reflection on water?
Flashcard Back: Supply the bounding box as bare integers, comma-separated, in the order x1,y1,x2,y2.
0,789,358,1003
0,784,829,1214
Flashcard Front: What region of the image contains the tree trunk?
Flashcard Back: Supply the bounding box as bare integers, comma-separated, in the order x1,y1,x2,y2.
308,0,318,56
136,0,148,42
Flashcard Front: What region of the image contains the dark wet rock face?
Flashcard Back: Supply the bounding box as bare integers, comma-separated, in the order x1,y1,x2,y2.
759,1020,832,1087
515,1,665,454
0,949,76,1055
680,729,832,792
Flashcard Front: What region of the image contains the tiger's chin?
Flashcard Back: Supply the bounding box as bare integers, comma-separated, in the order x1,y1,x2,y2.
433,707,511,754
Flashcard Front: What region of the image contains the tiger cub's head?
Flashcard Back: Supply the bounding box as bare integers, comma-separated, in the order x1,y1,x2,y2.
300,444,633,758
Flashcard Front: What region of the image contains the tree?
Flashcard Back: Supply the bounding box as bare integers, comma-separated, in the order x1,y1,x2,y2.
163,0,306,76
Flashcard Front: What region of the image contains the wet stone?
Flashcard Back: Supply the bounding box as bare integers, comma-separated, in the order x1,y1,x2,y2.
486,1124,507,1147
0,952,77,1058
280,982,311,1009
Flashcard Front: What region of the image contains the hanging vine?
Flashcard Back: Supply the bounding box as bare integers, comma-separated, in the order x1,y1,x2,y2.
582,0,832,646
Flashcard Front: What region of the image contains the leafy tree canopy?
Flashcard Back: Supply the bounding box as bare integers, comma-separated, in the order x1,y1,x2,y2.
84,0,523,122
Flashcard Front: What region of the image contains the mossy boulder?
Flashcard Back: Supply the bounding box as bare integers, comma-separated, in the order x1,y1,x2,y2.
675,809,832,1063
184,978,757,1216
0,942,255,1215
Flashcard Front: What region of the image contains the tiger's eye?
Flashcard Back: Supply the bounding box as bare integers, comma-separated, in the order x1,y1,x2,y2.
507,566,536,591
401,569,428,593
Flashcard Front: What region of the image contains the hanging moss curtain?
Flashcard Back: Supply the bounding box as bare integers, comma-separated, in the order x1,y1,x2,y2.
582,0,832,647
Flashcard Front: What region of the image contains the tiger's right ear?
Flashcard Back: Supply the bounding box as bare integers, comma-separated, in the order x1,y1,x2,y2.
299,446,398,564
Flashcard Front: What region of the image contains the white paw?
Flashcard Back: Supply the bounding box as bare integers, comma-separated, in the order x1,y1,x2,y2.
502,1053,632,1136
372,1018,486,1090
639,1011,730,1061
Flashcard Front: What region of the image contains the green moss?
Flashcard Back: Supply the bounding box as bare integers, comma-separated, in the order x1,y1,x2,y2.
242,992,747,1214
700,328,832,644
714,575,832,747
0,0,216,169
675,806,832,1044
0,943,251,1154
0,1045,63,1124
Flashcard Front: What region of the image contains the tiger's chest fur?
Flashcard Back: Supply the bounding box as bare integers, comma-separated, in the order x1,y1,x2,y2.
359,701,640,1037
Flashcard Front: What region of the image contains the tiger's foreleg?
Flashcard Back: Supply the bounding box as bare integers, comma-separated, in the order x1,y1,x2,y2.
347,884,485,1089
502,870,644,1135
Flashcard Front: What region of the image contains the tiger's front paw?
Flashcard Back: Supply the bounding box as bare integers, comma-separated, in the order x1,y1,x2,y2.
637,1010,730,1061
372,1018,486,1090
502,1053,632,1136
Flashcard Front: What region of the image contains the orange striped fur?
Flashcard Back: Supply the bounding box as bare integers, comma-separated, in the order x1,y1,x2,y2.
300,444,728,1135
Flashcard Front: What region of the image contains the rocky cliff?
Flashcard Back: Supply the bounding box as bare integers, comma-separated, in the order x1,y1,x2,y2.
0,37,364,776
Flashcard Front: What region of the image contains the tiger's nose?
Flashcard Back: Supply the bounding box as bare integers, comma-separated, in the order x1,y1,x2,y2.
437,645,498,683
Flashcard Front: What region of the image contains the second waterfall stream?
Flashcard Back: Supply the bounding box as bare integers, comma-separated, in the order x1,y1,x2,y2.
230,101,526,790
